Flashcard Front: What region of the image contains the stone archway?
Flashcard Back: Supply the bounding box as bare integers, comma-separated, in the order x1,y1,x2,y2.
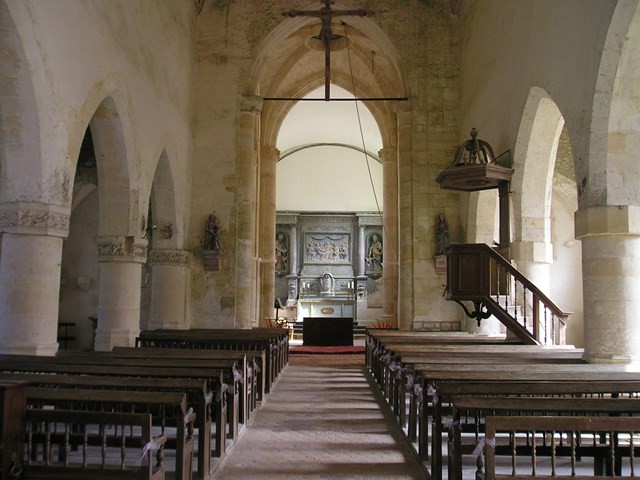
246,7,409,328
577,0,640,363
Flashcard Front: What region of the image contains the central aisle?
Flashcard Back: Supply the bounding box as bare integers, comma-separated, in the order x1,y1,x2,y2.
213,359,427,479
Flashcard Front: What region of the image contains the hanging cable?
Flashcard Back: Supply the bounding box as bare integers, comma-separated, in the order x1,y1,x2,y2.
344,23,397,265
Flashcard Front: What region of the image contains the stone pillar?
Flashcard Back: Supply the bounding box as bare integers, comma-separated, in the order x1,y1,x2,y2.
575,206,640,363
147,249,192,330
396,101,413,330
381,147,399,328
235,96,262,329
94,235,147,351
289,224,297,275
259,144,278,326
511,241,552,295
358,225,366,276
0,203,69,355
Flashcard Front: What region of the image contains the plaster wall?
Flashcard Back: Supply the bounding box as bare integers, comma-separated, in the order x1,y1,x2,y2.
457,0,615,180
4,0,194,218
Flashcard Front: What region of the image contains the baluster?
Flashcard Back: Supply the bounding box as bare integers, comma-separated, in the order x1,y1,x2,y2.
120,422,126,470
551,312,556,345
101,424,106,468
571,431,577,476
609,431,615,476
511,431,516,476
513,279,518,320
551,430,557,476
522,286,528,331
531,429,537,476
630,431,635,476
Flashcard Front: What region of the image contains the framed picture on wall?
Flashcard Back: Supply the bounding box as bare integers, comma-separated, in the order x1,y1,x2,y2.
303,233,350,264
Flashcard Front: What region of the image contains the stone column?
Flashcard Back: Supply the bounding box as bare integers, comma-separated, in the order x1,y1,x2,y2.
289,224,297,275
94,235,147,351
147,249,192,330
575,206,640,363
235,96,262,329
511,241,552,295
396,101,414,330
0,203,69,355
358,225,366,276
259,144,278,325
381,147,399,328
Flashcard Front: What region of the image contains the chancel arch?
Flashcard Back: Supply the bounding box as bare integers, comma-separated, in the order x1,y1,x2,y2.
249,6,409,329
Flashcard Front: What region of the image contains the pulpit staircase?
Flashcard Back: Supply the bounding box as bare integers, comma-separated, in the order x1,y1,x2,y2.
445,243,570,346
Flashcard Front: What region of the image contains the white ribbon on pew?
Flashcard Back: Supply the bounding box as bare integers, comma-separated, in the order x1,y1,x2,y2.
141,436,165,465
216,383,231,402
183,407,194,425
389,361,404,379
381,353,392,364
472,437,496,458
247,366,253,379
442,416,459,429
254,362,261,373
414,384,423,404
233,367,244,383
205,392,214,404
407,374,415,388
427,385,438,405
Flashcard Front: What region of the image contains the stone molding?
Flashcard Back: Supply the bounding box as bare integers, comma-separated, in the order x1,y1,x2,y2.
97,236,148,263
276,213,299,225
148,249,193,267
356,213,383,226
0,202,70,237
575,205,640,239
240,96,263,113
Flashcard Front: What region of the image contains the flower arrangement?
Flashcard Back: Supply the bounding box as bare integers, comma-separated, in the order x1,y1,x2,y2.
371,319,394,329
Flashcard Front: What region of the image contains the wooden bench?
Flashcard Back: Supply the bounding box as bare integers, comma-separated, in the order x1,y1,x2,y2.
137,328,287,392
0,358,229,479
24,388,195,480
480,415,640,480
23,408,167,480
0,372,216,480
450,396,640,480
412,365,640,480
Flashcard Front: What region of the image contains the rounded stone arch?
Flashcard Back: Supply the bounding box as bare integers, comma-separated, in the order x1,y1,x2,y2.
148,144,182,249
512,87,565,247
0,0,43,203
85,94,137,237
586,0,640,207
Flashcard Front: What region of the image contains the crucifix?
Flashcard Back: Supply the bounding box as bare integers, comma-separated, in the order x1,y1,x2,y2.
283,1,373,101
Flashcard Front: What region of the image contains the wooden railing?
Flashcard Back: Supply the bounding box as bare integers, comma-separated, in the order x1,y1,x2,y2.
445,243,570,345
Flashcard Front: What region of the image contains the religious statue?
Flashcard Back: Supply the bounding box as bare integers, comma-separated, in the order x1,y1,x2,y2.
366,233,383,273
203,213,221,252
436,213,449,255
275,232,289,273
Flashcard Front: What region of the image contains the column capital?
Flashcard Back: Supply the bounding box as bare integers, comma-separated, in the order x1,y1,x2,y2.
97,235,148,263
511,241,553,263
0,202,70,238
240,96,263,114
575,205,640,239
394,100,412,114
148,249,192,267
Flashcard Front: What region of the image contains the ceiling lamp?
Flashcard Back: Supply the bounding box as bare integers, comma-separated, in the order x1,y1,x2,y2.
436,128,513,191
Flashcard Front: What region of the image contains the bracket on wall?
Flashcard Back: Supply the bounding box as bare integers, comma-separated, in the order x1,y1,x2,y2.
453,299,492,327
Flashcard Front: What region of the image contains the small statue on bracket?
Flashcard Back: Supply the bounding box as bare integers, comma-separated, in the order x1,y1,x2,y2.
203,213,221,252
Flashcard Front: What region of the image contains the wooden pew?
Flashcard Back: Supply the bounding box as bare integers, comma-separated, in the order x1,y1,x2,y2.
137,328,287,392
481,416,640,480
23,408,167,480
450,396,640,480
412,365,640,480
24,388,195,480
0,372,216,480
0,358,229,479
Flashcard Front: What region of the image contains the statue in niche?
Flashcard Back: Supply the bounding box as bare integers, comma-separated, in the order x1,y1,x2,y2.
436,214,450,255
320,273,334,294
275,231,289,273
203,213,221,252
366,233,383,273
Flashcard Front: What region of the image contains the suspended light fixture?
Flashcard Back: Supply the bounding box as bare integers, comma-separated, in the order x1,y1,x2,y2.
436,128,513,191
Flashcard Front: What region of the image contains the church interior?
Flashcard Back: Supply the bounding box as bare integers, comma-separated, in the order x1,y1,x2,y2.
1,0,640,478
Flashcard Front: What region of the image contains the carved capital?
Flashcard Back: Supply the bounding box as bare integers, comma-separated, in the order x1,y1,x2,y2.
97,236,148,263
240,96,263,114
148,249,193,267
0,202,70,237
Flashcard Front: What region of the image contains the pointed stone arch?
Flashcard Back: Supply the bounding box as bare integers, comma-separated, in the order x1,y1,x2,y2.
246,6,410,327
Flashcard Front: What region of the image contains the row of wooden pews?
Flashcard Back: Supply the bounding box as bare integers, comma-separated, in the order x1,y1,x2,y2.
366,330,640,480
0,327,288,480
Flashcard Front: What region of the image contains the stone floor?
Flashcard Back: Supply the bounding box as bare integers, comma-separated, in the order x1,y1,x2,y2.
212,358,428,480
